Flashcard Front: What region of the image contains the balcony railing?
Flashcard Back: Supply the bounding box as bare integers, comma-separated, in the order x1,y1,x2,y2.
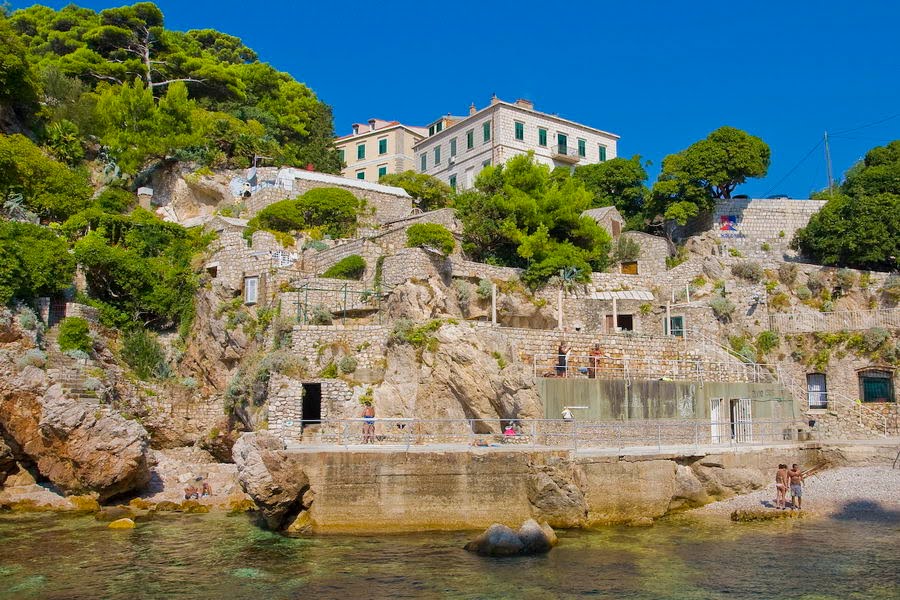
551,144,582,163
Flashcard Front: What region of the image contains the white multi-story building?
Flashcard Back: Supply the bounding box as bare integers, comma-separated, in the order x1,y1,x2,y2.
335,119,428,181
413,96,619,190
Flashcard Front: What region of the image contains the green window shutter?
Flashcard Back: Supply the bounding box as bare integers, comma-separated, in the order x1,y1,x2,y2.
338,149,345,163
434,147,441,164
483,121,490,142
449,175,457,190
515,122,524,140
378,166,387,178
421,154,427,171
357,144,365,159
450,138,457,157
429,125,435,136
538,128,547,146
378,139,387,154
436,122,443,133
466,130,474,149
356,171,365,180
578,139,586,157
599,145,607,161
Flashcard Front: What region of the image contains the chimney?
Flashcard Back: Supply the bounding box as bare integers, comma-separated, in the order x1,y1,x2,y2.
515,98,534,110
352,124,359,135
368,119,376,131
490,94,500,105
469,103,477,116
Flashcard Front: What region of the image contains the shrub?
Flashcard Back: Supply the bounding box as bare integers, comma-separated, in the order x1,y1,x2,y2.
0,222,76,305
338,355,358,374
322,255,366,280
16,348,47,369
612,235,641,263
806,271,826,293
728,248,742,257
765,280,778,294
836,268,856,290
248,199,305,233
319,362,338,378
309,304,333,325
666,245,689,269
379,171,453,211
709,297,736,322
64,349,90,361
863,327,890,352
756,331,780,355
731,261,764,282
83,377,103,392
180,376,198,389
881,274,900,301
302,239,328,252
359,387,374,405
639,303,653,315
389,318,442,352
777,263,798,286
796,285,812,301
121,329,168,380
760,242,771,252
406,223,455,256
297,187,362,238
770,292,790,311
17,307,40,331
453,280,470,303
476,279,493,300
57,317,92,353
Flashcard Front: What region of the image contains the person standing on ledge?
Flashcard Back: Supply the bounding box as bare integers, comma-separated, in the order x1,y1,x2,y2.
775,463,789,509
788,463,804,509
556,341,571,377
362,403,375,444
588,343,603,379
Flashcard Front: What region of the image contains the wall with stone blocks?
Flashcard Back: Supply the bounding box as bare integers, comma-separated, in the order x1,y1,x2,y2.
278,278,380,317
618,231,670,277
63,302,101,323
290,324,388,371
382,248,451,288
267,374,356,441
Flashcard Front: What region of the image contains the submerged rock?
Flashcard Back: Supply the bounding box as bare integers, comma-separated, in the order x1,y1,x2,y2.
107,518,136,529
464,519,558,557
232,432,310,530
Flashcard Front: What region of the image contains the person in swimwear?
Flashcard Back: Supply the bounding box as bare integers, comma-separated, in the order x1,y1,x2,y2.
775,463,789,509
362,403,375,444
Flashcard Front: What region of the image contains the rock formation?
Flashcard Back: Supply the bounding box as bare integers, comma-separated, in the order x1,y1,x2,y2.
232,432,311,529
464,519,558,556
0,370,151,502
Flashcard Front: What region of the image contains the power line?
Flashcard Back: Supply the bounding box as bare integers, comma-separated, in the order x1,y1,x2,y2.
832,113,900,136
762,138,823,197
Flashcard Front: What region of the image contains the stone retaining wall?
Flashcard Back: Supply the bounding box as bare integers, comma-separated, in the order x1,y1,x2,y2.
290,324,388,370
267,374,355,441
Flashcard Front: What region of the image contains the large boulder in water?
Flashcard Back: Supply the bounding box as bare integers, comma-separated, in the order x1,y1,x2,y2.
232,432,310,530
0,379,151,502
464,519,558,557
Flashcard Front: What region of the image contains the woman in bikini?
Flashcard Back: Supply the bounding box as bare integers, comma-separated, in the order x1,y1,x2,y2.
775,463,789,509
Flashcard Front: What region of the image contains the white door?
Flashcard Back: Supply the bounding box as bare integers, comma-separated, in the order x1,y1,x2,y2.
807,373,827,409
710,398,726,443
731,398,752,443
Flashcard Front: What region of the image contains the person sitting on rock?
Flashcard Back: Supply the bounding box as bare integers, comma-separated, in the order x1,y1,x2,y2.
201,481,212,497
184,484,199,500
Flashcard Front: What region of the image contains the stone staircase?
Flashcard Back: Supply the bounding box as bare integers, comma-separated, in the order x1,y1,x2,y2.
43,328,103,404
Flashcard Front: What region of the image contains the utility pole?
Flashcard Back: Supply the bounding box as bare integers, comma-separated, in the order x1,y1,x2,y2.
824,130,835,195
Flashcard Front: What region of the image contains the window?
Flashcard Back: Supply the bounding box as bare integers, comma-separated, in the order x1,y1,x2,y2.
357,143,366,160
378,138,388,155
514,121,524,140
578,138,586,157
599,145,607,161
356,171,365,180
538,128,547,146
428,125,435,136
616,314,634,331
557,133,568,153
377,165,387,178
449,174,457,190
436,122,443,133
243,276,259,305
450,138,457,157
434,146,441,165
620,261,638,275
420,154,427,171
482,159,491,168
338,149,345,163
466,130,474,149
807,373,828,409
665,316,685,337
859,369,894,402
483,121,491,142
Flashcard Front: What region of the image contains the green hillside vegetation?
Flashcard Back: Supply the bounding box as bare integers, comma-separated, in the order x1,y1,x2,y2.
245,187,364,240
794,140,900,271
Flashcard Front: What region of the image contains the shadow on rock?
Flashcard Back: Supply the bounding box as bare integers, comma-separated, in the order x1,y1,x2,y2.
831,500,900,523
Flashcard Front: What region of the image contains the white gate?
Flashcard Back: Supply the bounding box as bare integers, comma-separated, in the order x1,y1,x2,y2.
710,398,728,444
731,398,753,443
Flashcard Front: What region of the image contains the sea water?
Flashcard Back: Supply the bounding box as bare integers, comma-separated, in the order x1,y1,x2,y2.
1,511,897,599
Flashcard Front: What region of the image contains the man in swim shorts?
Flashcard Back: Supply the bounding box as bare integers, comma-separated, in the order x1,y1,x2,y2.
788,463,804,509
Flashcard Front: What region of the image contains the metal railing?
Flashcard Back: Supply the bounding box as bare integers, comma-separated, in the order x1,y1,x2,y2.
531,353,781,384
769,307,900,334
282,417,809,452
550,144,583,161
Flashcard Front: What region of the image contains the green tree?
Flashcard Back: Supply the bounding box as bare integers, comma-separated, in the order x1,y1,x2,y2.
57,317,92,353
649,126,770,222
0,133,92,220
0,13,40,123
295,187,363,238
455,153,611,286
0,221,75,304
573,155,649,219
380,170,453,211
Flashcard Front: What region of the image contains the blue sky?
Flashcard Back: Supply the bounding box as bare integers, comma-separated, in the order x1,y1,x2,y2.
13,0,900,197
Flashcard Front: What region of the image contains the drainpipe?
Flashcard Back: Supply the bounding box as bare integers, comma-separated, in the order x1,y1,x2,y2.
666,301,672,336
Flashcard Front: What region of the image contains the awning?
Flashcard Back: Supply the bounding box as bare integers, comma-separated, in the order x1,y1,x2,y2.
591,290,655,301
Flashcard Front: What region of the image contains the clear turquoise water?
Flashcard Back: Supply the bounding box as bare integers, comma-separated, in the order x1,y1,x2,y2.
0,511,897,599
